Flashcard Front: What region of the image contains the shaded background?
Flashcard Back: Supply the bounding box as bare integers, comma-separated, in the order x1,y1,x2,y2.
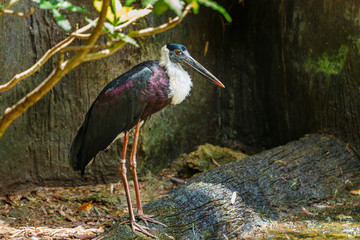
1,0,360,194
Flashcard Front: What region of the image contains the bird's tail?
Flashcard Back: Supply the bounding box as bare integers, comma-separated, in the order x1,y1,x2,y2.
69,124,86,175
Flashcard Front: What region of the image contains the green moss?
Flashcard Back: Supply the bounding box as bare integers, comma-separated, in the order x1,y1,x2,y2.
74,191,122,206
187,143,248,172
201,230,213,238
305,44,349,77
349,36,360,55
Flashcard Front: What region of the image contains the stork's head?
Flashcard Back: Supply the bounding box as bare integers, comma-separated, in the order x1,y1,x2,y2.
162,43,225,88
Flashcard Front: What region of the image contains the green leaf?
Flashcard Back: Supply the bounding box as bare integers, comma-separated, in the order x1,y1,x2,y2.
125,0,136,6
163,0,183,16
113,33,139,47
84,17,98,28
142,0,158,7
198,0,232,22
103,22,115,34
59,1,88,13
52,9,71,31
256,204,265,213
35,0,57,9
153,0,169,16
94,0,116,24
33,0,87,12
93,0,103,12
94,206,100,215
191,0,199,14
111,0,122,16
291,181,297,187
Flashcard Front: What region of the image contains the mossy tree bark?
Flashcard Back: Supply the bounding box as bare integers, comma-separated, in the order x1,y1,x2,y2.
216,0,360,150
2,0,360,198
102,134,360,239
0,1,224,193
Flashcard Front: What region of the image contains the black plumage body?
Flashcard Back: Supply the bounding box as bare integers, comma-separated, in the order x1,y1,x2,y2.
69,44,225,236
69,60,171,174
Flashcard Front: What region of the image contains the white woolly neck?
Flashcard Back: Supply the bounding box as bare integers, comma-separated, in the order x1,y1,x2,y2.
159,45,193,105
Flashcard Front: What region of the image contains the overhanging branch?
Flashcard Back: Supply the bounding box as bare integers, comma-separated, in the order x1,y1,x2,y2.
0,3,193,137
0,0,110,137
0,18,98,92
0,0,20,16
84,4,192,61
130,4,192,38
0,6,34,18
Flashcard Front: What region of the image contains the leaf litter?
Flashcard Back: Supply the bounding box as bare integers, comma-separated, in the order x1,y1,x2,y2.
0,174,173,240
0,144,245,239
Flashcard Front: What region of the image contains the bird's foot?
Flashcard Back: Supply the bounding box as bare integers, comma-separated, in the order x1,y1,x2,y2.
131,221,155,238
121,219,155,238
136,214,167,227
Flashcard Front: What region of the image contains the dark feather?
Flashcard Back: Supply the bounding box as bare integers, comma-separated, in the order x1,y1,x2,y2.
69,61,171,175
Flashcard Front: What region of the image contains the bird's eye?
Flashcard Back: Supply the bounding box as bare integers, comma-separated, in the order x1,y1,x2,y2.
175,49,182,55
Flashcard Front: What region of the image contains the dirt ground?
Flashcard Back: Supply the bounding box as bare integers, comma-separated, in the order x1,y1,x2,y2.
2,143,359,239
0,144,246,240
1,178,360,240
0,172,174,240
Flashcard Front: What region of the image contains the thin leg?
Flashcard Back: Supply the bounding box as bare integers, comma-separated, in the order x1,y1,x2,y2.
119,131,153,237
129,123,166,227
119,131,135,222
129,123,143,215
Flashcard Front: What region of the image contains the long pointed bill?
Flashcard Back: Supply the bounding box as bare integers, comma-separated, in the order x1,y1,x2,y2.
183,56,225,88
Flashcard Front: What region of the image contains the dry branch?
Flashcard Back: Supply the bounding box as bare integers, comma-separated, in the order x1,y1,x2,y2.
0,19,98,92
83,4,192,61
0,4,193,137
0,0,20,15
130,4,192,38
0,0,111,137
0,6,34,17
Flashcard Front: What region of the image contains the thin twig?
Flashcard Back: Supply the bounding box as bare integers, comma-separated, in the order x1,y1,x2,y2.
0,0,20,15
62,44,111,52
84,4,192,62
59,43,112,66
0,0,110,137
0,3,188,92
0,37,74,92
84,39,127,61
0,3,192,136
1,6,34,18
129,4,192,38
0,18,98,92
114,4,152,31
71,33,90,39
58,51,64,70
70,5,153,40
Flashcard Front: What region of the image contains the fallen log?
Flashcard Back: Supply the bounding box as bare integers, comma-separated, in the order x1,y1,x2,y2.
101,134,360,239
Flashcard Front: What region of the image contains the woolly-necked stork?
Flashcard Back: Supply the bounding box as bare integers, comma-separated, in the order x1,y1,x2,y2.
69,43,225,237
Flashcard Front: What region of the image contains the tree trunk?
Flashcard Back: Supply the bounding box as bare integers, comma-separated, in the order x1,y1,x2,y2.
101,134,360,239
217,0,360,150
0,0,223,194
2,0,360,200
